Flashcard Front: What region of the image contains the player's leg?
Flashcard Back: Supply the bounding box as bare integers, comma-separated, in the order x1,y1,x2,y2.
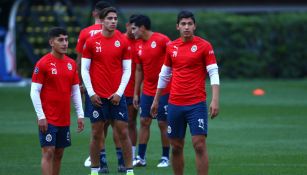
52,148,64,175
167,103,187,175
186,101,209,175
111,96,134,174
126,97,138,159
52,126,71,175
156,93,170,167
89,102,108,175
108,120,125,172
83,91,93,167
41,147,55,175
39,124,58,175
134,93,152,166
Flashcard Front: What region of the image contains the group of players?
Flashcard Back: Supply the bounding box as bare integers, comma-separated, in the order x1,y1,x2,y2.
30,1,220,175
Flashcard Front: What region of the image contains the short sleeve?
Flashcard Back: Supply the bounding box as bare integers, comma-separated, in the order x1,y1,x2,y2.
82,39,93,59
31,60,46,84
203,42,217,66
164,45,172,67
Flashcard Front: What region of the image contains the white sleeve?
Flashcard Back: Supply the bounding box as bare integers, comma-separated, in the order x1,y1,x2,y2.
206,63,220,85
81,58,96,97
30,82,46,120
157,65,172,88
71,84,84,118
116,59,131,97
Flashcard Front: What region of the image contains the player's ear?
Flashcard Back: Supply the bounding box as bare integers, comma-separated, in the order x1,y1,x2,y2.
176,24,180,31
49,39,54,47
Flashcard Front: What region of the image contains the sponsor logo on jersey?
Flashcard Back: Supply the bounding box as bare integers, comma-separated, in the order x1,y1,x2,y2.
191,45,197,52
93,110,99,118
151,41,156,48
67,63,72,70
115,40,120,47
46,134,52,142
89,30,102,37
51,68,57,74
172,46,178,57
34,67,39,74
209,50,214,55
167,126,172,134
50,63,56,67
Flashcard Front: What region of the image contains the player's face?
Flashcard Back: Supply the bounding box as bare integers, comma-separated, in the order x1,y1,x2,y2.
177,18,196,40
49,34,68,54
103,12,118,32
131,23,143,39
126,23,135,39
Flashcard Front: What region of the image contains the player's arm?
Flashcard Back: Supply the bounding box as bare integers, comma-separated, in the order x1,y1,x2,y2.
150,64,172,117
109,59,132,105
30,82,48,133
206,64,220,119
71,84,85,132
81,58,102,107
76,53,84,91
133,63,143,109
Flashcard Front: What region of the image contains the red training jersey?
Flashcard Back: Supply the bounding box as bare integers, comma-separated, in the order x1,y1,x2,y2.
75,24,102,54
135,32,171,96
82,32,131,98
32,53,79,126
124,34,138,97
164,36,217,106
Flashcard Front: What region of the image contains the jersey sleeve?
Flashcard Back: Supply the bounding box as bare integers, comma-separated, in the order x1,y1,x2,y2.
82,39,93,59
76,29,86,54
72,61,80,85
203,42,217,66
122,37,131,60
31,60,46,84
164,45,172,67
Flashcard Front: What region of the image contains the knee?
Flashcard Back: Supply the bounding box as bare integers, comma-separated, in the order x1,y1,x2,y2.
140,118,151,128
192,138,206,154
54,151,64,161
171,143,184,155
42,149,54,161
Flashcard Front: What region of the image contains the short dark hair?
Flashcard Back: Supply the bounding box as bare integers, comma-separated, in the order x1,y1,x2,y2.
128,14,138,23
48,27,67,39
99,7,117,19
177,10,195,24
129,14,151,30
94,1,111,11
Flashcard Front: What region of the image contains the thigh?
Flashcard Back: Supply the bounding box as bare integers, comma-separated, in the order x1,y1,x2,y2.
157,93,169,121
110,96,128,122
167,103,187,139
186,102,208,137
84,90,94,118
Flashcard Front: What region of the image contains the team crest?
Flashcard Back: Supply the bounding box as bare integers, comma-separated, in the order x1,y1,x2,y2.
115,40,120,47
46,134,52,142
151,41,156,48
191,45,197,52
51,68,57,74
167,126,172,134
34,67,39,74
67,63,72,70
93,110,99,118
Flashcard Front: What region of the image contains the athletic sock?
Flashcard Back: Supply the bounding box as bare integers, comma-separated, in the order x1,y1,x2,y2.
138,144,147,160
116,147,125,165
162,146,170,159
132,146,136,159
100,149,107,166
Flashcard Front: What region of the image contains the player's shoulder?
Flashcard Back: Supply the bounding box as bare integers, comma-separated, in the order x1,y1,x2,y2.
153,32,170,41
37,53,51,64
168,38,181,47
194,36,212,46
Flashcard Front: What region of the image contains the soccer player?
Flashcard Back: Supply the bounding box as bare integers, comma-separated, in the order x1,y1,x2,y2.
75,1,125,173
30,27,85,175
151,11,220,175
81,7,134,175
130,15,170,168
123,15,139,160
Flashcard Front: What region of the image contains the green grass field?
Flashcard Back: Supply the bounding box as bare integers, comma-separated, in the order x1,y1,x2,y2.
0,79,307,175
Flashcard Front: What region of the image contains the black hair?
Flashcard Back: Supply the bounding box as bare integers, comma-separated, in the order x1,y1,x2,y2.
177,10,195,24
129,14,151,30
48,27,67,39
95,1,111,11
99,6,117,19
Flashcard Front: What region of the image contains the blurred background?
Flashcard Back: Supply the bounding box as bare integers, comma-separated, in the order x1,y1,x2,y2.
0,0,306,83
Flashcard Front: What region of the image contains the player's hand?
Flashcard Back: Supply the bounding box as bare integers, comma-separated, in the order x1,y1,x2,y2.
38,118,48,133
90,94,102,107
209,99,219,119
133,95,139,109
108,93,121,106
150,99,159,118
77,118,84,133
